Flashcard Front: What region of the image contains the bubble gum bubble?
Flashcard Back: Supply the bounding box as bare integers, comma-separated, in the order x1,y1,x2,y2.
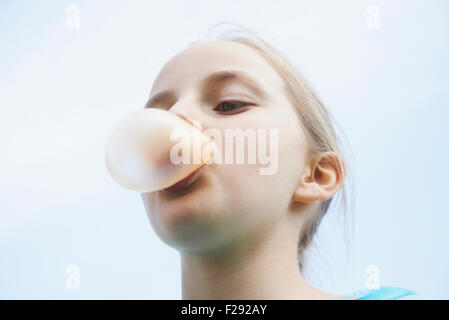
105,108,216,192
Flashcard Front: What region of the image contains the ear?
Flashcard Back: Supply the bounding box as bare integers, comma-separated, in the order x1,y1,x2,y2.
293,151,346,203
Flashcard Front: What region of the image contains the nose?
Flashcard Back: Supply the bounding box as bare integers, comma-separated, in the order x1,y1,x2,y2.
173,111,195,127
168,101,201,130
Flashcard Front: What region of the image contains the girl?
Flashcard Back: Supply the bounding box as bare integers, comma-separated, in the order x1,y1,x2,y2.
140,23,419,300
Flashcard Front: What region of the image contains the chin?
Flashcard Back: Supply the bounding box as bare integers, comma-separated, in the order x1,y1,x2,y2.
152,212,239,255
150,193,225,233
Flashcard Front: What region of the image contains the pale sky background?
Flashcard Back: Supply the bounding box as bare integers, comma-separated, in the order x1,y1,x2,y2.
1,0,448,299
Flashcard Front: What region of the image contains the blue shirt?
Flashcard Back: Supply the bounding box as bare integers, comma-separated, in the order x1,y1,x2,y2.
343,285,421,300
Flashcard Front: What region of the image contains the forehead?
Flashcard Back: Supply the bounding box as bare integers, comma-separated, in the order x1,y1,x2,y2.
150,39,283,96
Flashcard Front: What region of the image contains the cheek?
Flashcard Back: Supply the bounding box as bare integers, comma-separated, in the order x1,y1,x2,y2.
140,107,306,249
213,161,287,226
209,109,304,217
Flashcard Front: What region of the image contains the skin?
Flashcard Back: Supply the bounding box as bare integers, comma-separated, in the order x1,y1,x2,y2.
140,39,346,299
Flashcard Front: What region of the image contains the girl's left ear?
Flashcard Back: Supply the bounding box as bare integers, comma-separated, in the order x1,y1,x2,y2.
292,151,346,203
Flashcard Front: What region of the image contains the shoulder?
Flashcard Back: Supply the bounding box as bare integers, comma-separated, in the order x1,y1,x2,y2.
341,286,422,300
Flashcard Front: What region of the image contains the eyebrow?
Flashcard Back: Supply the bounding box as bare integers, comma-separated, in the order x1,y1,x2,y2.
145,70,267,107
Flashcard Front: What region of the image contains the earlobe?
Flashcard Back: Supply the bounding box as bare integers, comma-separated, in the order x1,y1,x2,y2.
292,152,345,203
292,181,323,203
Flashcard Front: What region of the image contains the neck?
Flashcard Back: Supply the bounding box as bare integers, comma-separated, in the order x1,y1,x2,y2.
180,217,336,300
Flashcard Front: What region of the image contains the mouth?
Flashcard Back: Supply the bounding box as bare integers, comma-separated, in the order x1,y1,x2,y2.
161,164,206,194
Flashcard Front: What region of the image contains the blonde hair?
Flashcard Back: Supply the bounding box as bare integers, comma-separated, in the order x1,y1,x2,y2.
191,22,355,275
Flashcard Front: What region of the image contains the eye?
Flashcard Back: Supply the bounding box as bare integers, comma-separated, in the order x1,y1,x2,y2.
213,100,252,114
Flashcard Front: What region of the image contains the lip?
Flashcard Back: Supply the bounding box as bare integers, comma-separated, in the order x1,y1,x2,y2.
161,164,206,193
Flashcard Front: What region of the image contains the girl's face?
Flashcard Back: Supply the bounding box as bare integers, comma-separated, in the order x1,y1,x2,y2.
141,40,309,254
